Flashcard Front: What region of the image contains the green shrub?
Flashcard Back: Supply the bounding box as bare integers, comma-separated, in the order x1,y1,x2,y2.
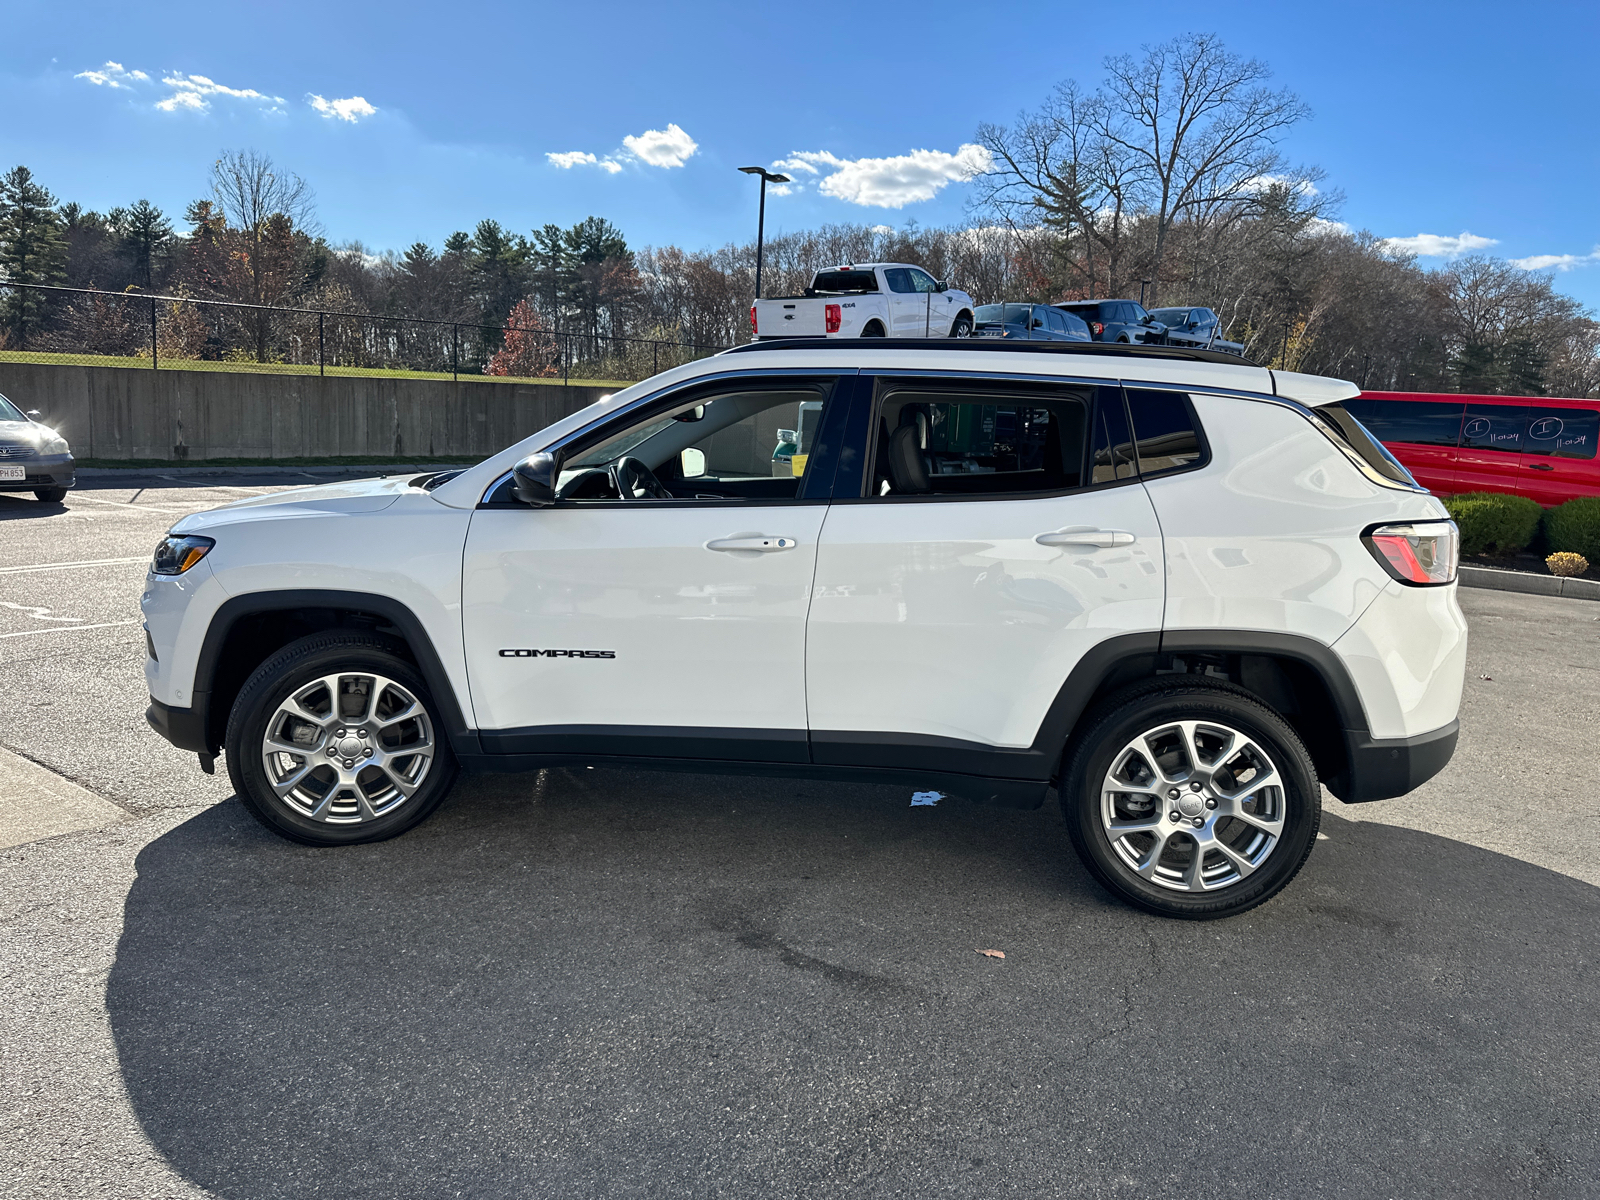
1542,496,1600,562
1442,492,1543,556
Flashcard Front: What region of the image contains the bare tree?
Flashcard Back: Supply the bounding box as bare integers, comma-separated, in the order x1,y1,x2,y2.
977,34,1322,304
210,149,318,305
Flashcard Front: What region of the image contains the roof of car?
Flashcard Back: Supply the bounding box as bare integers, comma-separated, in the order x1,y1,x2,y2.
728,337,1250,367
429,341,1358,509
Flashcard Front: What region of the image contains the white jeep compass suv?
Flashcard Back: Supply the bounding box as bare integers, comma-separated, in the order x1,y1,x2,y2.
143,340,1466,919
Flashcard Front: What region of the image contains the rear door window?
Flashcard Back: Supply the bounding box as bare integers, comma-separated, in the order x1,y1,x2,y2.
1461,404,1527,454
1523,408,1600,459
1341,398,1464,447
882,268,915,294
1125,389,1206,476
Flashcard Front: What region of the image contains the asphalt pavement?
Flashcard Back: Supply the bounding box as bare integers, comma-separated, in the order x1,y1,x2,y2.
1,474,1597,1199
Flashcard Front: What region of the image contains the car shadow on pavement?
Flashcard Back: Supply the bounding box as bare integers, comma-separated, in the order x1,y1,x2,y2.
107,770,1599,1199
0,495,64,520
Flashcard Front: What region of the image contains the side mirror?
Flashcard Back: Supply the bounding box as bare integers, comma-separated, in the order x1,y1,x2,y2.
512,452,559,507
680,447,706,477
776,429,798,446
935,280,948,292
25,410,43,420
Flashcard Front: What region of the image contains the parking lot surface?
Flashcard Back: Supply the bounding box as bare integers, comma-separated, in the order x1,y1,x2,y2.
2,475,1597,1198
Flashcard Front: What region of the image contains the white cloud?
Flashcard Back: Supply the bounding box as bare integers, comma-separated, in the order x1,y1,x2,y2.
779,144,994,208
1307,218,1352,237
621,123,698,168
771,157,819,176
1240,173,1319,197
75,61,148,89
547,150,623,173
155,72,284,113
1377,231,1498,259
1509,247,1600,272
308,94,377,122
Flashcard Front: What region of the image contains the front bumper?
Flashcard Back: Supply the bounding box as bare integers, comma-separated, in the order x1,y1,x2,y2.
1326,719,1459,803
0,453,74,492
147,695,212,754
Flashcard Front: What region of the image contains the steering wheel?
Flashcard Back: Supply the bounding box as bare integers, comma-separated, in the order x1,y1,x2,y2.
608,455,673,500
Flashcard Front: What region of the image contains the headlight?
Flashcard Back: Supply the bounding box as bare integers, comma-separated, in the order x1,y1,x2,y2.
152,534,215,576
32,426,69,455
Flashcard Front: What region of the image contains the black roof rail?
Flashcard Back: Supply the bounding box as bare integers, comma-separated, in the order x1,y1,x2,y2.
724,337,1258,368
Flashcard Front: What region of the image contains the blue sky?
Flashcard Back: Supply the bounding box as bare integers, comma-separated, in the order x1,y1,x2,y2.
5,0,1600,306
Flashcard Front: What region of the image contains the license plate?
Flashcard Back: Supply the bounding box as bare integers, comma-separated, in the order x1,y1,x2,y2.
0,465,24,482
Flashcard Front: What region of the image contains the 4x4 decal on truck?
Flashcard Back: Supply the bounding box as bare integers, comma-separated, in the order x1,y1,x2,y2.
498,648,616,658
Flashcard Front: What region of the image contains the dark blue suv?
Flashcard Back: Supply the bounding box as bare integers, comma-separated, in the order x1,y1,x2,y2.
1055,300,1166,344
973,303,1092,342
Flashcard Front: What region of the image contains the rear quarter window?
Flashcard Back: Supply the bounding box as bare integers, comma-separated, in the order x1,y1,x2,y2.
1125,389,1206,476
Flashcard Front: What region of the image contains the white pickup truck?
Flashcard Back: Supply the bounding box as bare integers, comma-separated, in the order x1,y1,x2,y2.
752,263,976,340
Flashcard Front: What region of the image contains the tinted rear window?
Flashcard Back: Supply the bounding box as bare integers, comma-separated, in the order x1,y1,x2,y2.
1126,389,1205,475
1524,408,1600,460
812,271,878,293
1341,398,1463,447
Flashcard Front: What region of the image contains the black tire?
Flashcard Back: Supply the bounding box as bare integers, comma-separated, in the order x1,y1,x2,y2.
861,321,886,337
225,632,459,847
1061,679,1321,919
34,487,67,503
949,314,973,338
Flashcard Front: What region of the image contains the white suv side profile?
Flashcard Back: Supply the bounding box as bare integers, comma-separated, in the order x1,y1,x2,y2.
142,339,1466,919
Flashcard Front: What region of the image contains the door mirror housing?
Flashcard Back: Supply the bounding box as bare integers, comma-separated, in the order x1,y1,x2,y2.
934,280,948,292
25,410,43,420
512,452,559,507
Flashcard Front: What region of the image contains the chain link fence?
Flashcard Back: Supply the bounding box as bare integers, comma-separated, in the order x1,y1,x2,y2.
0,283,729,386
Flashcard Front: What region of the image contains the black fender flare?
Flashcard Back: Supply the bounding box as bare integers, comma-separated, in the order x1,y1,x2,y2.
189,590,475,756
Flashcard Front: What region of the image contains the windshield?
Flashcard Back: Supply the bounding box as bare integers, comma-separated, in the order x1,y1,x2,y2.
975,304,1032,326
0,393,25,422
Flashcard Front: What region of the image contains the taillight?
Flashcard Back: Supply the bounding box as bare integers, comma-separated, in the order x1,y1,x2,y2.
825,303,842,333
1363,520,1459,586
750,305,758,336
1090,321,1104,336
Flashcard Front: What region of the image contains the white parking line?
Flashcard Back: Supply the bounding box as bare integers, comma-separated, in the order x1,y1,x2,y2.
0,557,149,575
0,620,138,640
69,495,197,515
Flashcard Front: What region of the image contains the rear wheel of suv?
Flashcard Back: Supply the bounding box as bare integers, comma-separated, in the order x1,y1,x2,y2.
225,632,459,846
1061,680,1320,919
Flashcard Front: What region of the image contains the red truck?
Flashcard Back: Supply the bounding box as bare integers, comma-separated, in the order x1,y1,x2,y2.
1343,390,1600,506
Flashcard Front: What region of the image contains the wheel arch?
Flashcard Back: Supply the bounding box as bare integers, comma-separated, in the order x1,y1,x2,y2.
193,590,473,757
1039,630,1369,793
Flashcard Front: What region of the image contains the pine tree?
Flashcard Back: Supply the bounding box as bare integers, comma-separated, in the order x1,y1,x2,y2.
0,166,68,347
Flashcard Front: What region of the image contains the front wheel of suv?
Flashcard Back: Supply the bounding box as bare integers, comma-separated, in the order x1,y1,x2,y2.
1061,680,1321,919
225,633,459,846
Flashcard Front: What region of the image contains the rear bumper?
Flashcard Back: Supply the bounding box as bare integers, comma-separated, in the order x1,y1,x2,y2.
1327,719,1459,803
146,695,211,754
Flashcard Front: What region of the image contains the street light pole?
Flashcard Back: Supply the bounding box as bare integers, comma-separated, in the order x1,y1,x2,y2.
738,166,790,301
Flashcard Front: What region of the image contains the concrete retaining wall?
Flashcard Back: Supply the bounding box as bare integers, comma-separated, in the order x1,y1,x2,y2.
0,362,617,461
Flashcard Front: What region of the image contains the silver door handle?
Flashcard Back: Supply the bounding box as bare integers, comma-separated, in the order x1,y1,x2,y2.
705,536,797,552
1035,528,1135,548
